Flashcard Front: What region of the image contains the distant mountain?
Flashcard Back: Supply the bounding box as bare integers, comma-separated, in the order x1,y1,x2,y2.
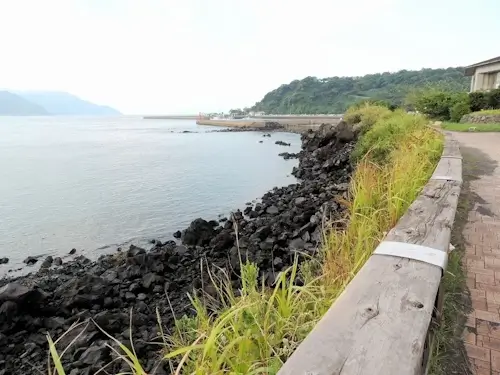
16,91,121,116
0,91,48,115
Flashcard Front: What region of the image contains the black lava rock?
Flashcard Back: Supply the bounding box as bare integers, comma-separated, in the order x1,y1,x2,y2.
23,256,38,265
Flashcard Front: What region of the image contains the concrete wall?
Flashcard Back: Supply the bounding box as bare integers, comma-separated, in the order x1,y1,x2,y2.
461,113,500,124
196,118,342,129
471,62,500,91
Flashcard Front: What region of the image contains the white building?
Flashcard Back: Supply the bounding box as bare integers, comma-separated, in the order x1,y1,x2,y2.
465,56,500,92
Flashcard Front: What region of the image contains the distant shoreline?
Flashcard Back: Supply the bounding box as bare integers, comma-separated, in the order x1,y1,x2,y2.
143,115,199,120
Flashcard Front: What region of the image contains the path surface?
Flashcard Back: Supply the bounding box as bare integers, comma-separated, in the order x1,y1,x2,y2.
455,132,500,374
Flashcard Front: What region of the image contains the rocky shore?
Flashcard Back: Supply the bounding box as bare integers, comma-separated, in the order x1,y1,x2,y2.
0,122,357,375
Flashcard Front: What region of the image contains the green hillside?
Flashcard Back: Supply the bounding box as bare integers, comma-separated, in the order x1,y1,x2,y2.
251,67,469,114
0,91,48,115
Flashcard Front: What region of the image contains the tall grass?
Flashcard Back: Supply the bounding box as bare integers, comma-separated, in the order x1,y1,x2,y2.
343,102,393,134
323,124,442,287
46,106,443,375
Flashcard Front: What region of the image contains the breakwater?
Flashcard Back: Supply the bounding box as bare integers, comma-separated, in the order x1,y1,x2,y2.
197,117,343,133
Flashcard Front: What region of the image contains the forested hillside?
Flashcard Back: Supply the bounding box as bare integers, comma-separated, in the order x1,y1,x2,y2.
251,67,469,114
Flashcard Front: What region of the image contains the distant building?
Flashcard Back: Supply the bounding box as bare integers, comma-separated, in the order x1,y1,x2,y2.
465,56,500,92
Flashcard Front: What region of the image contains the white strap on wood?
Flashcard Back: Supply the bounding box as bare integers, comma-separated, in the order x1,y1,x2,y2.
373,241,448,271
432,175,459,182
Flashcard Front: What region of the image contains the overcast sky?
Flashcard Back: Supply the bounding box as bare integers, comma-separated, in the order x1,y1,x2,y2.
0,0,498,115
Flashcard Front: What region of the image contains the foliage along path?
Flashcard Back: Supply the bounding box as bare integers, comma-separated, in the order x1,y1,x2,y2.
455,131,500,374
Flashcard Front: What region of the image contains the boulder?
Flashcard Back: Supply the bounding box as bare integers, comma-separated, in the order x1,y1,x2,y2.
0,257,9,264
128,244,146,257
78,344,110,365
210,231,234,251
125,292,136,301
142,273,163,289
0,301,18,320
40,256,53,269
0,283,47,306
253,225,271,240
279,152,299,160
23,256,38,265
266,205,279,215
289,238,306,251
275,140,291,146
181,218,216,246
294,197,306,206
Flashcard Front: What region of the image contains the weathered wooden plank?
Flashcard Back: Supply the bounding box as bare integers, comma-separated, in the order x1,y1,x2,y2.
278,255,440,375
431,157,462,182
278,131,462,375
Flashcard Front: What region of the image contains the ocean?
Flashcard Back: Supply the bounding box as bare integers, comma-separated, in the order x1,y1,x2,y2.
0,116,300,274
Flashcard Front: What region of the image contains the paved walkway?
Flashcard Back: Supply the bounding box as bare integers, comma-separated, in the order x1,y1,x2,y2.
454,132,500,375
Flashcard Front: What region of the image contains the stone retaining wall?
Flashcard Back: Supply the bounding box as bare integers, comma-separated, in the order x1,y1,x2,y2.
460,113,500,124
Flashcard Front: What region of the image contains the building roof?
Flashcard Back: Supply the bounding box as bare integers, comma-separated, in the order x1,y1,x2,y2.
465,56,500,76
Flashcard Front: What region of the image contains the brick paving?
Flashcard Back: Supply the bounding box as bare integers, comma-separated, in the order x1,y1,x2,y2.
454,132,500,374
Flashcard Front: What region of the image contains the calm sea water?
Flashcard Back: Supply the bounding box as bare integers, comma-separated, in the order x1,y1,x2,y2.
0,117,300,273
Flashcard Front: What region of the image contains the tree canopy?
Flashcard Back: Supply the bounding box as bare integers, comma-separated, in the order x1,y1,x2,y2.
251,67,469,114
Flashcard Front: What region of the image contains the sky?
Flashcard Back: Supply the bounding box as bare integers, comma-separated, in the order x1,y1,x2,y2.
0,0,498,115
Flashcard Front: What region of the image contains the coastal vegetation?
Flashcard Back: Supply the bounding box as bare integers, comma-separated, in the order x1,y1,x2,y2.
43,105,443,374
410,87,500,123
251,68,468,114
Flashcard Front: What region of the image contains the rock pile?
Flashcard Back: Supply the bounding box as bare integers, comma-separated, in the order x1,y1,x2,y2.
0,122,357,375
278,152,299,160
275,140,291,146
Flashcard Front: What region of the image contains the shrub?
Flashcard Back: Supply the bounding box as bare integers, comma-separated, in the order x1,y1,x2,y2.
344,103,392,133
488,88,500,109
350,99,392,109
352,109,429,164
469,91,488,111
411,90,468,120
449,100,471,122
468,89,500,112
415,91,452,119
